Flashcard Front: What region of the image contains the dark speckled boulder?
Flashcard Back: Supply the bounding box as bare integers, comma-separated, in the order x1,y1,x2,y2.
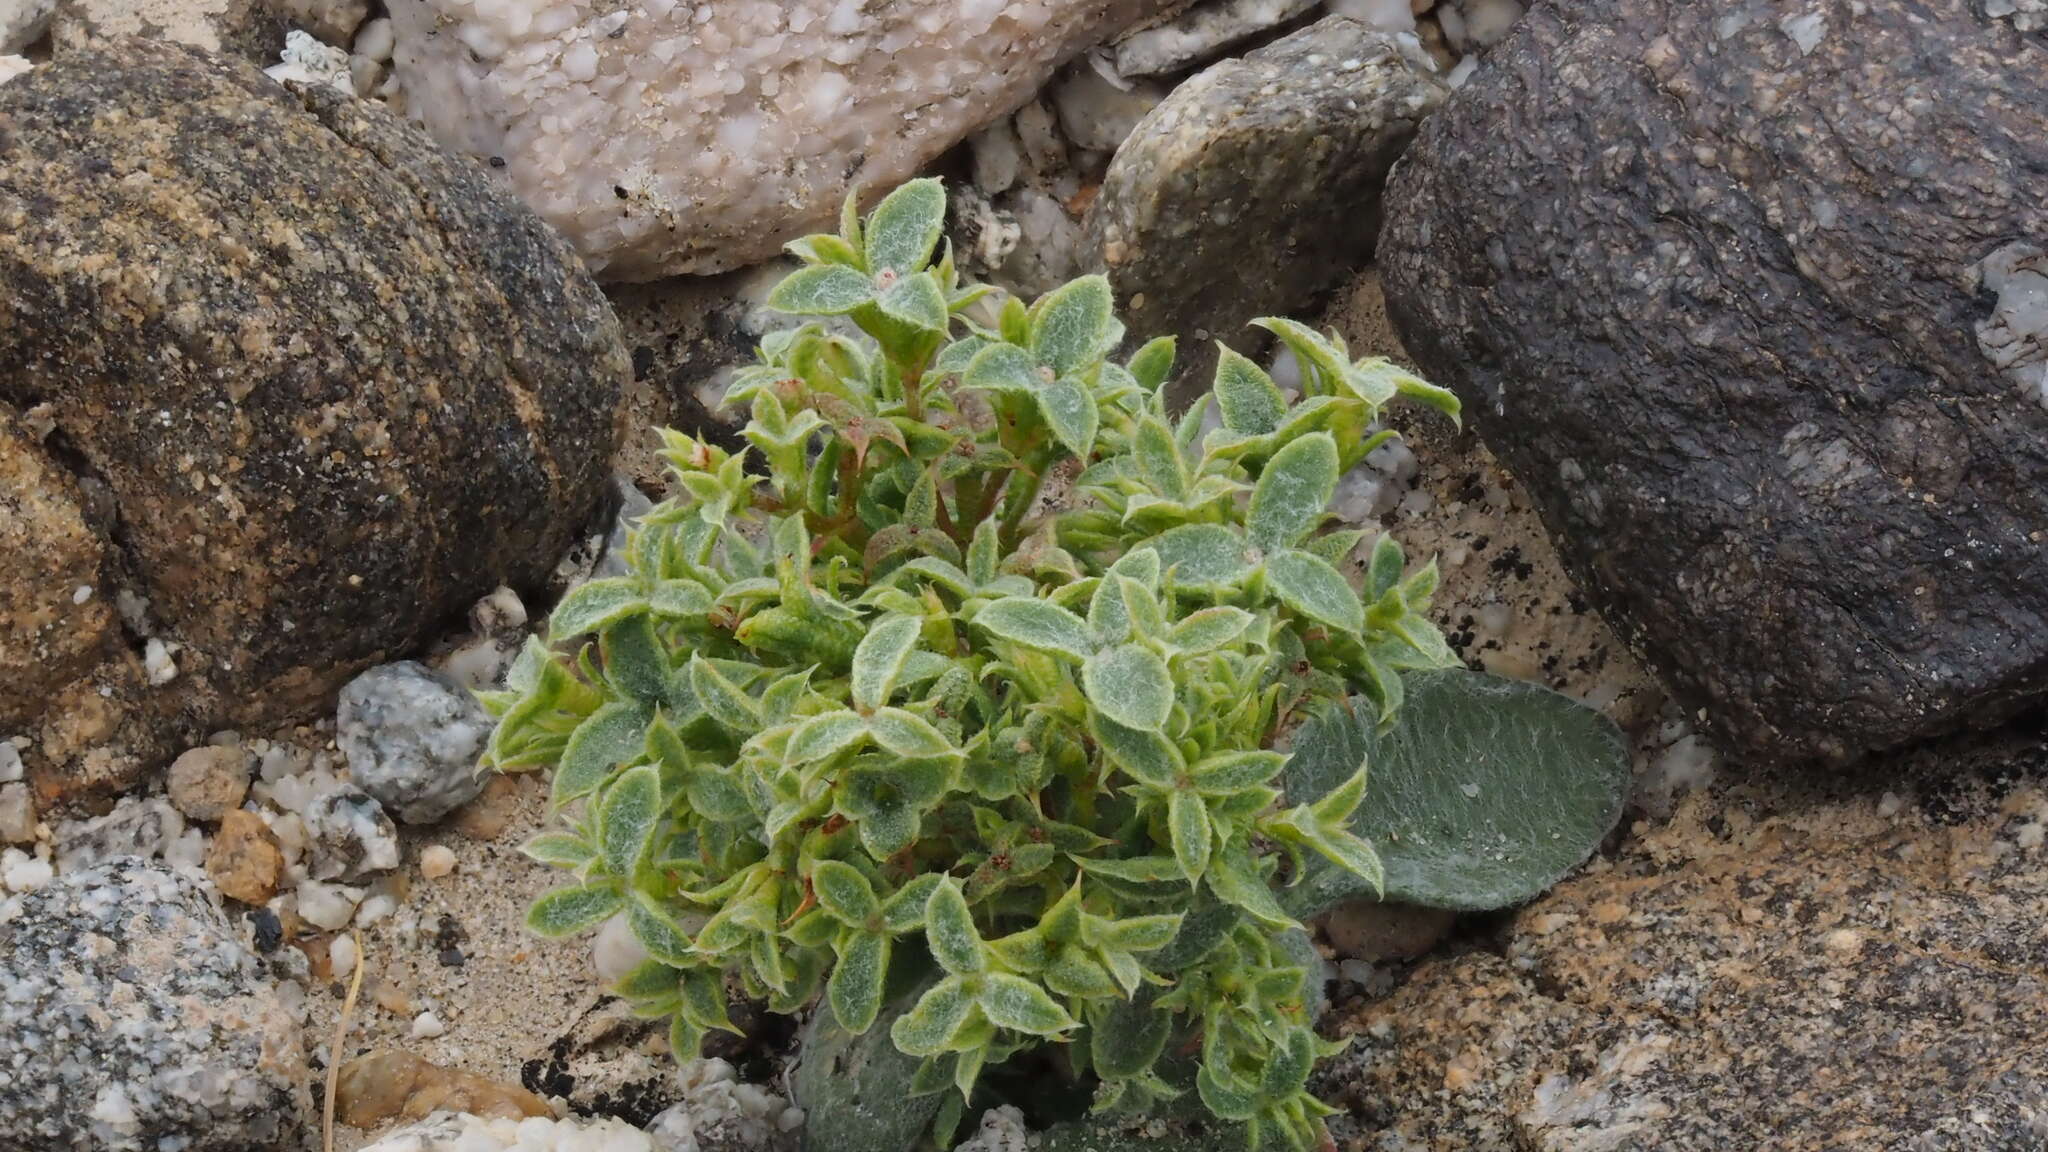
0,41,628,805
1379,0,2048,765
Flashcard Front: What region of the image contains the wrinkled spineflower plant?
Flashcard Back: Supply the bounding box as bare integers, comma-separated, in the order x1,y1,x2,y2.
484,179,1461,1150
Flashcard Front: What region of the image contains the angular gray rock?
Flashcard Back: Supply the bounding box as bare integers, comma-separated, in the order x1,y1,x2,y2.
0,858,310,1150
304,787,400,879
0,43,628,805
1091,16,1447,401
337,661,491,824
1379,0,2048,763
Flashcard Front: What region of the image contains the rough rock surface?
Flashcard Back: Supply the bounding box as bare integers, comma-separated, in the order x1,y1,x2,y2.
1325,726,2048,1150
336,1050,551,1129
264,0,366,45
0,0,54,54
1113,0,1320,77
1091,16,1446,400
0,858,309,1150
0,43,628,804
337,662,492,823
1378,0,2048,763
49,0,285,62
383,0,1176,280
359,1111,656,1152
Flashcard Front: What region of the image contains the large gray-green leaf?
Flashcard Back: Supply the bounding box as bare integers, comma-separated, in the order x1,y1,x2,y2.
1282,669,1628,912
1037,1057,1249,1152
797,988,942,1152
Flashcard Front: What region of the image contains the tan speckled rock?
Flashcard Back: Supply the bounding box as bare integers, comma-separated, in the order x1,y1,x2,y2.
335,1049,551,1128
0,43,628,807
1323,731,2048,1149
385,0,1177,280
50,0,285,64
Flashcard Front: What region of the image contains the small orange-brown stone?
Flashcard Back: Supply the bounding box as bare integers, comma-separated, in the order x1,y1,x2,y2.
205,809,283,904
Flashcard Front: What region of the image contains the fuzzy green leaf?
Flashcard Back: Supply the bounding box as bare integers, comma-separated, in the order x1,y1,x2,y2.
597,764,662,878
1248,433,1338,552
1167,606,1254,653
768,263,874,315
924,879,985,975
1128,336,1177,392
962,342,1043,394
1039,375,1099,458
979,972,1075,1035
812,860,882,925
788,710,869,763
874,270,948,332
867,708,957,759
1091,715,1183,790
890,976,975,1056
1283,670,1629,912
797,985,943,1152
550,579,648,640
829,930,891,1034
852,614,922,713
1030,274,1115,378
1168,790,1212,883
527,883,624,938
553,703,651,805
1083,644,1174,732
974,598,1094,660
520,831,596,869
1266,550,1365,634
1213,345,1285,435
1148,524,1250,590
863,178,946,274
1190,750,1287,793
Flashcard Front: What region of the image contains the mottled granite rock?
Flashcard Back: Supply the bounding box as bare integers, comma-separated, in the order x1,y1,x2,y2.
1090,16,1446,401
263,0,366,45
0,0,54,53
337,662,491,823
1378,0,2048,763
0,858,309,1150
384,0,1176,280
360,1112,655,1152
1324,728,2048,1149
1113,0,1319,77
0,43,628,806
304,787,400,880
50,0,285,63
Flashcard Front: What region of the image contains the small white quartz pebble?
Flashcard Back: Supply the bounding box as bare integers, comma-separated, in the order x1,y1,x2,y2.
298,879,366,931
410,1010,446,1039
143,638,179,686
418,844,457,879
330,934,359,979
2,848,53,892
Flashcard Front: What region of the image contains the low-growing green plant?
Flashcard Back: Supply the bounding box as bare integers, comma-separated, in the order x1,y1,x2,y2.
482,179,1585,1151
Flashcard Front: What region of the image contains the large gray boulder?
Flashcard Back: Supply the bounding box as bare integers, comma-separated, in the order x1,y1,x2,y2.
1379,0,2048,763
0,858,310,1150
0,42,628,806
1092,16,1446,401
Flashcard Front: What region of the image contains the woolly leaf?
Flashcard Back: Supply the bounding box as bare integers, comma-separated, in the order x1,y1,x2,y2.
768,264,873,315
864,178,946,275
1266,550,1365,634
875,270,948,332
1247,433,1338,552
1213,346,1285,436
924,879,985,975
979,972,1075,1035
1167,606,1254,653
868,708,958,759
1283,670,1629,912
797,985,943,1152
973,599,1094,660
1039,375,1099,458
597,764,662,878
830,930,890,1034
1031,274,1115,378
852,614,923,713
788,710,869,763
1128,336,1177,392
963,342,1042,395
1083,644,1174,732
1148,524,1250,591
553,703,651,806
549,579,648,640
1168,790,1211,883
527,883,624,938
891,976,975,1056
